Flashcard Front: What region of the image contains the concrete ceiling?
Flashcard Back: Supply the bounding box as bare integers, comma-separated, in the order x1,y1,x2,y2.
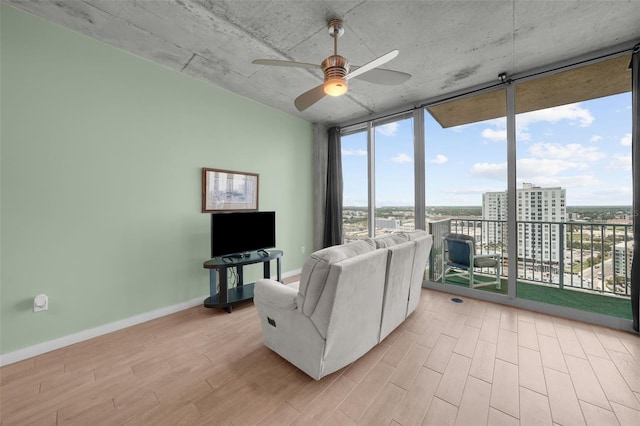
3,0,640,126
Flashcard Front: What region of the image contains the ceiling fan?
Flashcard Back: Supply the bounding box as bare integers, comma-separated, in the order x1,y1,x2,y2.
252,18,411,112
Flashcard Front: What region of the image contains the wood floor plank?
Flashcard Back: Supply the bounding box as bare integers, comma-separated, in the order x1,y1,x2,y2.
575,328,610,359
606,348,640,394
543,367,585,426
382,330,420,367
478,316,500,344
469,339,497,383
342,341,391,384
424,334,458,373
258,401,300,426
518,346,547,395
609,401,640,426
338,362,395,422
487,408,520,426
496,329,518,365
519,387,553,426
453,325,480,358
538,334,568,373
356,382,406,425
587,354,640,410
290,375,356,426
553,324,587,359
434,353,472,407
389,342,431,390
454,376,491,426
517,320,539,351
392,367,441,426
416,318,447,348
565,354,612,410
126,403,204,426
579,401,619,426
490,359,519,419
421,397,458,426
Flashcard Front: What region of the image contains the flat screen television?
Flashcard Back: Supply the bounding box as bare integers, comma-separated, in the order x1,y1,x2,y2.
211,211,276,257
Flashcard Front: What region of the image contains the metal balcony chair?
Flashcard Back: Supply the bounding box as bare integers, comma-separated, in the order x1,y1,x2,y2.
442,233,501,289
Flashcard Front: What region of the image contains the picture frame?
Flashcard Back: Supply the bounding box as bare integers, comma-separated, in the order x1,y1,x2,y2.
202,168,259,212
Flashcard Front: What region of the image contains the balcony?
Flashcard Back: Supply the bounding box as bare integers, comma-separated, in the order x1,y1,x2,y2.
428,218,633,320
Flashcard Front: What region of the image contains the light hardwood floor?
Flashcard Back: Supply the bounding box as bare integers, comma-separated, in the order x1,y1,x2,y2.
1,287,639,425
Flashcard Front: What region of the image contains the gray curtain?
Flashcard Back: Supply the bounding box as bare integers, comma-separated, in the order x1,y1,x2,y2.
323,126,343,247
631,44,639,332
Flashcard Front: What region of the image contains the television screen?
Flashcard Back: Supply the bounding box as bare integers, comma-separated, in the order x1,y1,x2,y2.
211,211,276,257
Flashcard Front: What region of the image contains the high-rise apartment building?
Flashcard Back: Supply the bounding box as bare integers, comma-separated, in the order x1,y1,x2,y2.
482,183,566,262
613,240,633,281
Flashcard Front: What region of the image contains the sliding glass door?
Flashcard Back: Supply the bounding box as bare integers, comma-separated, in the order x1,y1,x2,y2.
514,55,633,320
424,89,508,295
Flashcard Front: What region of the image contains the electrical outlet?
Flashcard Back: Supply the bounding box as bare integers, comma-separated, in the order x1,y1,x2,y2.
301,246,305,253
34,294,48,313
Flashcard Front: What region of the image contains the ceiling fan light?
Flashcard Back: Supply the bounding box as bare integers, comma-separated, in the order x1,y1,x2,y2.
324,78,348,96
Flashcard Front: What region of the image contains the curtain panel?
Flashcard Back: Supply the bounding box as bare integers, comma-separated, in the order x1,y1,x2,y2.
631,43,639,332
323,126,343,247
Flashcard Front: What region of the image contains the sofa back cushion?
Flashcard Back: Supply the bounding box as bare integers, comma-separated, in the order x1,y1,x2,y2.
297,238,376,317
379,240,415,340
404,230,433,315
373,233,408,248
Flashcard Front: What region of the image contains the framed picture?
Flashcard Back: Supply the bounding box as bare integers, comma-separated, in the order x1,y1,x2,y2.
202,168,259,212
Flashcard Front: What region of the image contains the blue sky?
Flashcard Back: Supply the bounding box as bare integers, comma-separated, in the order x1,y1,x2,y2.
342,92,632,207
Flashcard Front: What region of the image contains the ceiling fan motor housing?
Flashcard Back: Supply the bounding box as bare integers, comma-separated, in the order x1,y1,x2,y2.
322,55,350,80
321,55,349,96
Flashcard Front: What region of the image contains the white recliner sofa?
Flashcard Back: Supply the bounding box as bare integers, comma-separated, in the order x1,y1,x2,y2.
254,230,433,380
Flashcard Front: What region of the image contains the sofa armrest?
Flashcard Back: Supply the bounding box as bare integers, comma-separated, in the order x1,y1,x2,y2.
254,279,298,310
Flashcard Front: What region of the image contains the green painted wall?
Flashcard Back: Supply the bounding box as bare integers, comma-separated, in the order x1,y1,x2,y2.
0,5,314,356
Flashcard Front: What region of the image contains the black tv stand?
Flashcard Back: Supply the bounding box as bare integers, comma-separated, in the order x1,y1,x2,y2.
203,249,283,313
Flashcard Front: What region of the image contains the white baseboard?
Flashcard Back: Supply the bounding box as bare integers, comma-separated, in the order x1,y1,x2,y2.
0,268,303,367
0,295,207,367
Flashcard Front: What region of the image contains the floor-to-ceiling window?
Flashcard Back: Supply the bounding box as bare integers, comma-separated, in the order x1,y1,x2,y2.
424,89,508,294
342,129,369,243
339,44,636,330
514,55,632,319
373,115,415,236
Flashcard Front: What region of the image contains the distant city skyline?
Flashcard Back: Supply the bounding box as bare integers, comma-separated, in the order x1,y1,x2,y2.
342,92,632,207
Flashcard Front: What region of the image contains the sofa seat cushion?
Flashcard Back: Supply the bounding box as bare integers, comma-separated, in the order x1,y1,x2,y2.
297,238,376,317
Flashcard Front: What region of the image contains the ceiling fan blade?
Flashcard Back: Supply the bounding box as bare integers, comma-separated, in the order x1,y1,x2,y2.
347,50,399,81
252,59,320,70
294,84,326,111
350,67,411,85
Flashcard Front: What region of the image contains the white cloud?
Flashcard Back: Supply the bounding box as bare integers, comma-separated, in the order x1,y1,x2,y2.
608,154,631,171
589,135,603,143
443,186,505,194
528,142,605,162
391,153,412,164
517,157,583,176
376,122,399,136
480,103,595,143
470,162,507,180
481,128,507,142
568,187,631,205
519,174,602,188
621,133,632,146
342,149,367,156
431,154,448,164
517,103,594,128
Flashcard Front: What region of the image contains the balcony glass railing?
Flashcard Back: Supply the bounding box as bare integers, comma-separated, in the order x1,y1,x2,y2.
429,218,632,298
